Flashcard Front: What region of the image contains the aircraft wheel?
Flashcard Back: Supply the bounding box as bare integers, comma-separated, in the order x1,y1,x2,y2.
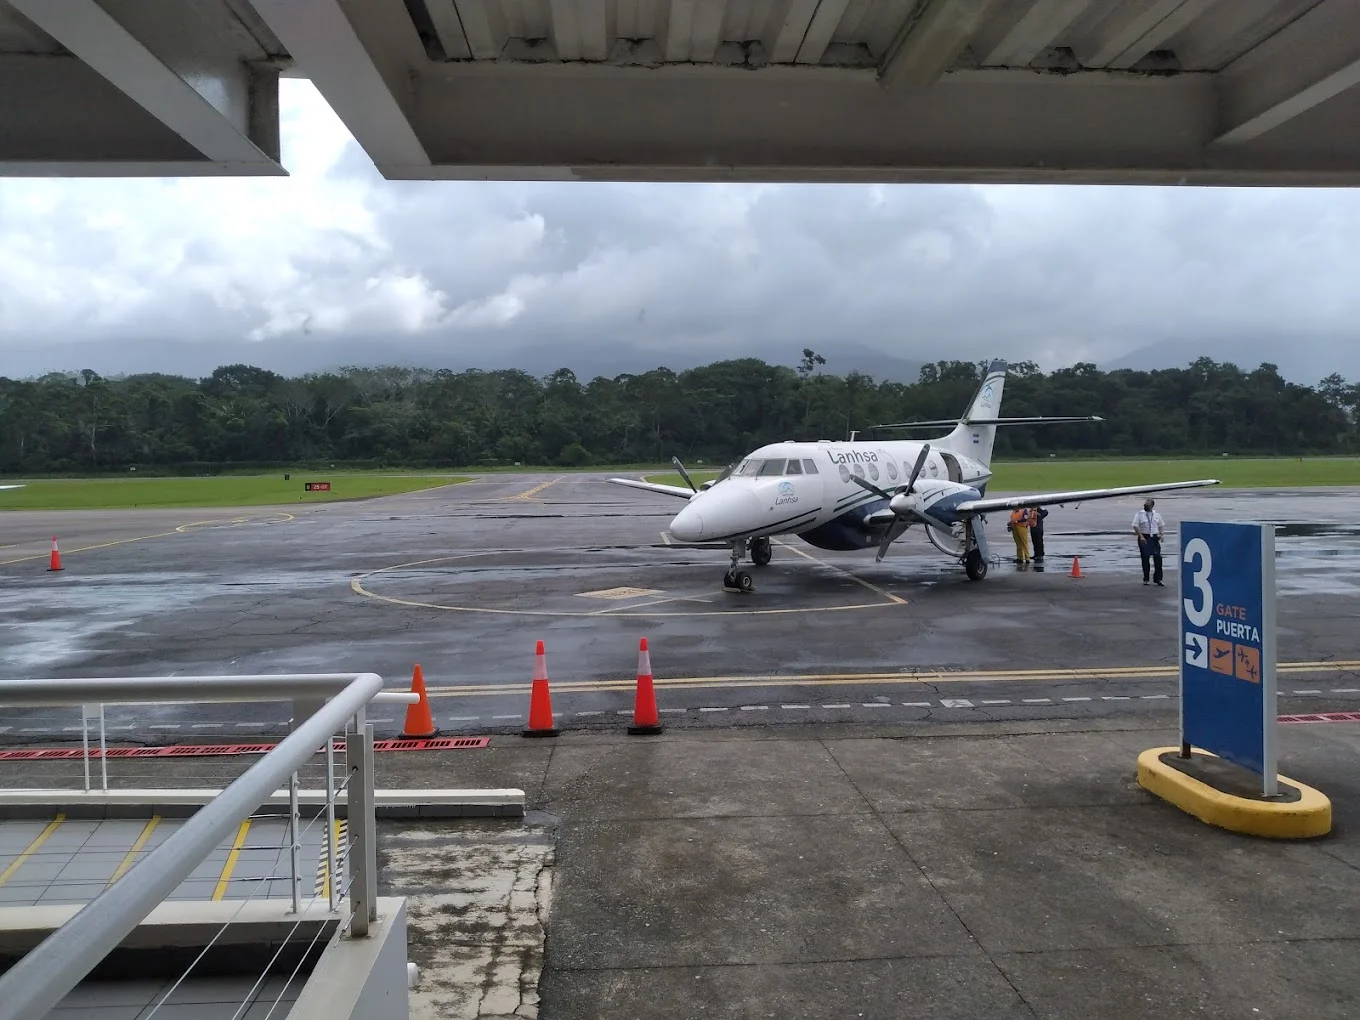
964,549,988,581
734,570,755,592
750,538,772,567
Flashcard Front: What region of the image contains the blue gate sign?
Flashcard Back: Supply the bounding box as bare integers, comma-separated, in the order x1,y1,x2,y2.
1179,521,1277,795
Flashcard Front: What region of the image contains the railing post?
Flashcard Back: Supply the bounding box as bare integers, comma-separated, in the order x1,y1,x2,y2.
325,731,337,913
80,704,90,792
98,704,107,792
346,720,376,937
288,770,301,915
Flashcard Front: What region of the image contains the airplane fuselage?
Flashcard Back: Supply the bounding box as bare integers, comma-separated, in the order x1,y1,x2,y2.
668,439,991,551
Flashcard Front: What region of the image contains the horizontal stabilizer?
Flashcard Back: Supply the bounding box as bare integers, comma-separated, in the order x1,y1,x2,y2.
876,415,1104,429
956,478,1220,515
605,477,696,500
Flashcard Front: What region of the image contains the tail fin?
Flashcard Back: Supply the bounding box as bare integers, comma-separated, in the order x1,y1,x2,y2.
942,359,1008,467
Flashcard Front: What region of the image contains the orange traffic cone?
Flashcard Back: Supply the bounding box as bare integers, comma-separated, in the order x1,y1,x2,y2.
400,664,436,739
1070,556,1082,578
628,637,662,735
47,537,63,572
523,640,558,737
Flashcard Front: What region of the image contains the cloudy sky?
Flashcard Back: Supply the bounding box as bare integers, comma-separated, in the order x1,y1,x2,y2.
3,77,1359,385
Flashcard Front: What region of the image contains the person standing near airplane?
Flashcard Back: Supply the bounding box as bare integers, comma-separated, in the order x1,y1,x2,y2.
1029,505,1048,561
1009,506,1031,563
1133,498,1165,585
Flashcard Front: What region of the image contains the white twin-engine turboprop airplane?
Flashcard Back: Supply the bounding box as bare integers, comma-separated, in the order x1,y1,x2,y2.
607,359,1221,592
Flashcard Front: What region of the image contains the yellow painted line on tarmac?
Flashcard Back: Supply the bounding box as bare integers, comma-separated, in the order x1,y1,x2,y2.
0,814,64,888
423,659,1360,699
773,537,907,605
107,816,160,886
470,476,567,505
0,512,294,566
213,820,251,901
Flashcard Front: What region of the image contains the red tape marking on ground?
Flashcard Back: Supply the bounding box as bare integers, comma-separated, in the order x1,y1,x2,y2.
0,736,489,760
1279,712,1360,724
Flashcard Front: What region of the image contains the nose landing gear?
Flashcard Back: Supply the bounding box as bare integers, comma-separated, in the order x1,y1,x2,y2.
723,538,758,592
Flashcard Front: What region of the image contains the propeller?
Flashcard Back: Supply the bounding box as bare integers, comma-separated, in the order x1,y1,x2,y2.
850,443,955,560
671,455,698,493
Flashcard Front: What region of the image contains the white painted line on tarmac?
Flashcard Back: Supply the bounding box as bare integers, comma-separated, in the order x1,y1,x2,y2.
235,723,256,728
781,704,810,710
980,700,1010,706
1102,696,1131,701
370,718,394,724
575,711,602,717
446,716,479,722
192,724,223,729
940,699,973,708
20,728,47,733
699,707,727,713
150,724,179,730
1063,697,1091,702
1294,689,1321,694
1333,688,1360,693
493,714,522,720
659,708,686,714
740,705,768,711
861,703,890,708
823,703,851,709
1023,698,1051,704
61,726,82,732
108,725,134,731
1142,694,1170,700
903,702,932,707
0,727,10,734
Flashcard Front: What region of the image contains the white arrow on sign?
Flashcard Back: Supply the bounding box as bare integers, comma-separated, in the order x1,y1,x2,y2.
1184,632,1208,668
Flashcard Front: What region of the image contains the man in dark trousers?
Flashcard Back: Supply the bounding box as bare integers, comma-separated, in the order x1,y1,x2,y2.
1030,506,1048,561
1132,498,1165,585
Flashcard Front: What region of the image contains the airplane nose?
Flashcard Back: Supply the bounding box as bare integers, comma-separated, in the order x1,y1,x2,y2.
669,506,704,542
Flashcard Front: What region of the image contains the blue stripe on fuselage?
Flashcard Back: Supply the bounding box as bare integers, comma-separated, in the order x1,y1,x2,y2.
797,488,982,553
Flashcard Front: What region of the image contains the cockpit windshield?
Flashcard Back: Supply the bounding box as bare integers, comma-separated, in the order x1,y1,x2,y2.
734,458,820,477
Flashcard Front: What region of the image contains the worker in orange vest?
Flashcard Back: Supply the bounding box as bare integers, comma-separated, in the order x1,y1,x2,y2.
1008,506,1031,563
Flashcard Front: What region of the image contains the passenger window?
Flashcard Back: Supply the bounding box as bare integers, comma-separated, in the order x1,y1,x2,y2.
885,460,899,481
868,462,880,481
786,460,802,475
802,459,819,474
838,464,850,483
759,460,784,476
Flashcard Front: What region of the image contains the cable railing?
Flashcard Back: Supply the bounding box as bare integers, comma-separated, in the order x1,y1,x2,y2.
0,672,416,1020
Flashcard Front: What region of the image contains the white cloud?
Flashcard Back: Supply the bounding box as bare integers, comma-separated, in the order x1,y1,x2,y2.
3,79,1360,385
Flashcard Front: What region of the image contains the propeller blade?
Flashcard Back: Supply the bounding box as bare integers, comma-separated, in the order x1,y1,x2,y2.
671,456,697,493
875,519,910,562
904,443,931,493
851,474,894,501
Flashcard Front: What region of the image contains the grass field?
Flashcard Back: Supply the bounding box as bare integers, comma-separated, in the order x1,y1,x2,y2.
0,473,471,511
642,457,1360,490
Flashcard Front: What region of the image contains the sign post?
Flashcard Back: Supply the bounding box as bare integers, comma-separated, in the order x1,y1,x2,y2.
1179,521,1277,797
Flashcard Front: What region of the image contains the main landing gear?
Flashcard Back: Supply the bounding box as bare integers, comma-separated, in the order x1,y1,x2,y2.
962,519,988,581
723,537,771,592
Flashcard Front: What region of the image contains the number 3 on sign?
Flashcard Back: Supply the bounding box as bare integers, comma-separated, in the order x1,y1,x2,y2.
1183,537,1213,627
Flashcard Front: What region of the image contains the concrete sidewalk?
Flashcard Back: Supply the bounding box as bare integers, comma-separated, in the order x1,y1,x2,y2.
372,714,1360,1019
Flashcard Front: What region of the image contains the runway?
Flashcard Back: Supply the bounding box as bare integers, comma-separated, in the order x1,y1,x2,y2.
2,472,1360,739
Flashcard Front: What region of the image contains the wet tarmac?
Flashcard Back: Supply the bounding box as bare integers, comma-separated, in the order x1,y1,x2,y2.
2,473,1360,740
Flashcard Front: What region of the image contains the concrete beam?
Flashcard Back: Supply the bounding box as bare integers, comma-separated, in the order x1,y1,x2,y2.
249,0,432,172
403,63,1360,184
981,0,1090,67
6,0,281,170
878,0,999,88
1214,0,1360,144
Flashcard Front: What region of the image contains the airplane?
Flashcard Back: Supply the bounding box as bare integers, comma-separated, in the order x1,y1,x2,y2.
606,359,1221,592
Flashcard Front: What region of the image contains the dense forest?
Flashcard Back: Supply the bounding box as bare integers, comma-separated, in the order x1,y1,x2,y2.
0,352,1356,474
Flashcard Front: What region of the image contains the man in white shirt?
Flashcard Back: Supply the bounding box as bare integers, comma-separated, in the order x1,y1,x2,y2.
1132,498,1166,586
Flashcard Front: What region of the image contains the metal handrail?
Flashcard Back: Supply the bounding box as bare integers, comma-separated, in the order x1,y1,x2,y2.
0,672,388,1020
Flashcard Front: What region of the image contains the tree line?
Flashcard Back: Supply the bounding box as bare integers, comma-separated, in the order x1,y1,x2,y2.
0,354,1356,475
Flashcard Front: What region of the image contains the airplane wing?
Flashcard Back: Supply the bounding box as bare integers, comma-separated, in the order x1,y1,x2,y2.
955,478,1220,515
606,477,696,500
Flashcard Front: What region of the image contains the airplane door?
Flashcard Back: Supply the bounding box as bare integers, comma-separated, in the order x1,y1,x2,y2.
939,452,963,483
